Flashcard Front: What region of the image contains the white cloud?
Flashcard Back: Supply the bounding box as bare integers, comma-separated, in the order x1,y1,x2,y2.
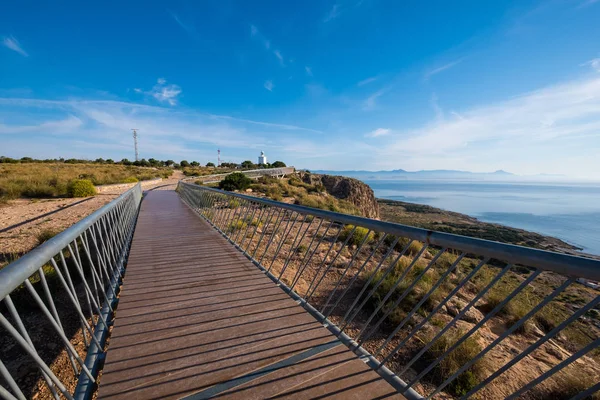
170,11,195,35
357,76,377,86
376,77,600,177
305,66,313,77
264,80,274,91
2,35,28,57
424,58,464,81
431,93,444,120
324,4,341,22
581,58,600,72
362,87,388,110
274,50,285,66
250,24,258,36
134,78,181,105
365,128,391,138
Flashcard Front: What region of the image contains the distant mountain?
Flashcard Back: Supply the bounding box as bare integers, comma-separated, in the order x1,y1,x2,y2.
311,168,516,180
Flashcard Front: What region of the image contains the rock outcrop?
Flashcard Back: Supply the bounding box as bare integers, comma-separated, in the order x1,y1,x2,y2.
300,172,380,219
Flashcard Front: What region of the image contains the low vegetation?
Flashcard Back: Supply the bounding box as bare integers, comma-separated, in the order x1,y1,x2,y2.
67,179,97,198
219,172,253,191
0,162,172,200
249,175,361,215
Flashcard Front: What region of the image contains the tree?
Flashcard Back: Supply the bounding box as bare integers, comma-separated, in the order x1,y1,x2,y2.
120,158,132,166
206,162,215,167
105,159,114,164
95,158,105,164
165,159,175,167
180,160,190,168
190,161,200,167
272,161,286,168
241,160,255,169
219,172,252,191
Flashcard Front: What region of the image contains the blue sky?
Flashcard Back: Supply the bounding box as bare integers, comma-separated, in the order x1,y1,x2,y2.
1,0,600,178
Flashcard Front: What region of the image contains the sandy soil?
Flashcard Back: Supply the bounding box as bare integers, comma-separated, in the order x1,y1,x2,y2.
0,173,182,266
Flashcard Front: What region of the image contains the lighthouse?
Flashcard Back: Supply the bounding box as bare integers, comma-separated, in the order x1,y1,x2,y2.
258,151,267,165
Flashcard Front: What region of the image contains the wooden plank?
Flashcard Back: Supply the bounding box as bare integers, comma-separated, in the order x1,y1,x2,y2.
98,190,404,400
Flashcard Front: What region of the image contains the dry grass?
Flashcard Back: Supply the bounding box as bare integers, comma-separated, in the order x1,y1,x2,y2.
0,163,171,200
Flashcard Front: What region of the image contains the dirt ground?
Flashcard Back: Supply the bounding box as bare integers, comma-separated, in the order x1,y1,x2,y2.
0,173,182,267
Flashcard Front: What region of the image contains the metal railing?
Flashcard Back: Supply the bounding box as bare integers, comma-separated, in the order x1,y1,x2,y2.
182,166,295,183
178,181,600,400
0,184,142,400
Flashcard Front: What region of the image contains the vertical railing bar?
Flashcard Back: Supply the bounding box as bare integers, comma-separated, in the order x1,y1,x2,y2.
59,250,95,334
289,218,326,289
258,208,287,264
78,234,117,309
67,243,113,318
506,337,600,400
0,385,20,400
340,239,417,331
334,236,401,322
290,219,334,291
66,244,110,331
73,237,101,312
462,295,600,399
22,280,96,381
37,267,79,374
251,207,279,259
322,233,388,316
351,245,431,342
303,225,356,303
245,205,269,255
360,247,446,346
267,212,300,274
238,203,259,251
3,295,61,400
0,314,73,400
233,200,252,245
0,358,26,400
373,253,466,357
394,263,513,377
49,258,101,348
405,268,542,392
429,277,574,399
277,214,311,282
569,381,600,400
308,226,377,303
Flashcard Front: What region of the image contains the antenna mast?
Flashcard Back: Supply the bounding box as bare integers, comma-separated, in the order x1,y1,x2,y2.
217,149,221,167
131,129,139,161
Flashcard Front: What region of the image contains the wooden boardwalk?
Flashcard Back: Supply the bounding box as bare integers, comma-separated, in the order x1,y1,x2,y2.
98,190,404,400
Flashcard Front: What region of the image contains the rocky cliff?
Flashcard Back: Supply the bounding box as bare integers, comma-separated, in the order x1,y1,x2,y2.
300,172,380,219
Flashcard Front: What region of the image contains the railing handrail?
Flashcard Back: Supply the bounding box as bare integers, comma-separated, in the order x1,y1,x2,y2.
0,183,142,299
182,166,295,181
179,181,600,281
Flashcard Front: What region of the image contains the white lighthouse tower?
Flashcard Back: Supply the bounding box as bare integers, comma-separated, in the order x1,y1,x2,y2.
258,151,267,165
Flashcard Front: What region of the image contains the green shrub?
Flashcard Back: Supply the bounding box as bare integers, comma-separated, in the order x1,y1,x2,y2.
22,184,56,198
339,225,373,246
37,229,58,245
67,179,96,198
219,172,252,191
227,220,248,233
228,198,241,209
122,176,138,183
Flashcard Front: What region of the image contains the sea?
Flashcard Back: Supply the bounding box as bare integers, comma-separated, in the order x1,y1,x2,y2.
364,180,600,255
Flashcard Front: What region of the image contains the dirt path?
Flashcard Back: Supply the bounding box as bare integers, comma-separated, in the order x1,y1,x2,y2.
0,172,183,265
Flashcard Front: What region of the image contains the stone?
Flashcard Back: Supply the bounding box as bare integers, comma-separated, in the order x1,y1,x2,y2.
446,298,485,323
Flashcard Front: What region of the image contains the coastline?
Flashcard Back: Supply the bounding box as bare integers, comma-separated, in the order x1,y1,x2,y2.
377,197,600,260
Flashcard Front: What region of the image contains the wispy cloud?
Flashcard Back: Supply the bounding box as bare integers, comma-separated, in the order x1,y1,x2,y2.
581,58,600,72
2,35,28,57
577,0,599,8
365,128,390,138
430,93,444,120
135,78,182,105
305,66,313,77
264,80,274,92
324,4,341,22
362,87,388,110
169,11,195,35
250,24,270,49
273,50,285,67
357,76,377,86
424,58,464,81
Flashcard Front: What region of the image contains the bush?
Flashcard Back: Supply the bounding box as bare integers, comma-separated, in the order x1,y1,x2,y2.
219,172,252,191
122,176,138,183
272,161,286,168
37,229,57,245
228,198,241,208
67,179,96,198
339,225,373,246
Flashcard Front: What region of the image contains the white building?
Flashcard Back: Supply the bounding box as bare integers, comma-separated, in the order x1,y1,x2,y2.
258,151,267,165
